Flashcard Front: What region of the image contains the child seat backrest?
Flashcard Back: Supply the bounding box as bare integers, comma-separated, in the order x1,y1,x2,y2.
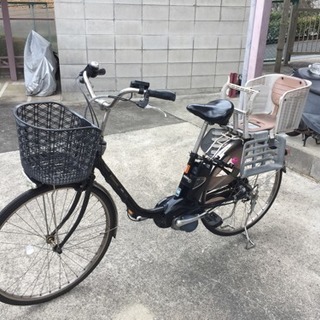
220,74,311,138
271,76,306,116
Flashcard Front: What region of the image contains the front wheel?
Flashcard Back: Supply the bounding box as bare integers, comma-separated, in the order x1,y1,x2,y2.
0,183,117,305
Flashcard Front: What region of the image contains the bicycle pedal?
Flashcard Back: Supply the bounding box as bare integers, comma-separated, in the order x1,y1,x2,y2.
203,212,223,228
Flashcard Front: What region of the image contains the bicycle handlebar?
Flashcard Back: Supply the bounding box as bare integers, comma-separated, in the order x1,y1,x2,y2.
80,61,176,104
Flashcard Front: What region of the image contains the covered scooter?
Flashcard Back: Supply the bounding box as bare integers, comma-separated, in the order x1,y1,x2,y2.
24,30,57,96
291,63,320,145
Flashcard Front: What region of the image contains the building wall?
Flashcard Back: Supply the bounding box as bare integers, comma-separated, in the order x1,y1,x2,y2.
54,0,249,97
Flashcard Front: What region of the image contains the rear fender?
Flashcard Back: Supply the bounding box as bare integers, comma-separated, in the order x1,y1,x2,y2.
206,138,243,192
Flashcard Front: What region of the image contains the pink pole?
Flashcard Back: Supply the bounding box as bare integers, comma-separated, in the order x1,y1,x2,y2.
2,0,18,81
247,0,272,80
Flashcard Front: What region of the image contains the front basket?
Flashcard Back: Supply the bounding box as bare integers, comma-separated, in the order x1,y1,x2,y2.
14,102,101,185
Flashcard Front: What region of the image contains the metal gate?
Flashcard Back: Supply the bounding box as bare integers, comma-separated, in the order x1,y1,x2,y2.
291,8,320,55
266,1,320,63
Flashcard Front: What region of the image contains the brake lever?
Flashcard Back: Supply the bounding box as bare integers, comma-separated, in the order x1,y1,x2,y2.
137,98,149,108
145,104,167,117
136,92,167,117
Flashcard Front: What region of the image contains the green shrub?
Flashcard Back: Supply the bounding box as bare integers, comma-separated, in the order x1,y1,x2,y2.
267,8,320,43
268,11,282,43
296,13,320,37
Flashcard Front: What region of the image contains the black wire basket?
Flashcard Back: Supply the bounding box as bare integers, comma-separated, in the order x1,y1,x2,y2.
14,102,101,185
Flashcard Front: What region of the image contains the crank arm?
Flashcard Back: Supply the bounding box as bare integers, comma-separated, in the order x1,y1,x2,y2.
172,211,207,229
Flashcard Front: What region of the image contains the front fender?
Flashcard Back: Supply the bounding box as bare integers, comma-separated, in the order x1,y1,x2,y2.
93,181,118,238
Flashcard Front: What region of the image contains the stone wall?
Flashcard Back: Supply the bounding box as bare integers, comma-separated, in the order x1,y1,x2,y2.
54,0,249,97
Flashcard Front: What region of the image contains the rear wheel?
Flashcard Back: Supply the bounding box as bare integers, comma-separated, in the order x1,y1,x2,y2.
202,142,282,236
0,183,117,305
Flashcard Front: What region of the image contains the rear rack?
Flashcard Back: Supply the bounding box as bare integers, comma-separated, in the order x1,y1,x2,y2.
201,128,285,178
240,131,285,178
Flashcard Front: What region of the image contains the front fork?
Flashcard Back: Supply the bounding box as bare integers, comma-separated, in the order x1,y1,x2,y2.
50,176,95,254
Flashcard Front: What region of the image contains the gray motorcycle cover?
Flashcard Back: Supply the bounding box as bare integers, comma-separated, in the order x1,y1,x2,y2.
24,30,57,96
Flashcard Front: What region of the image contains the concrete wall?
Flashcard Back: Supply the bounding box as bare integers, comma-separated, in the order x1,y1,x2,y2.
54,0,249,98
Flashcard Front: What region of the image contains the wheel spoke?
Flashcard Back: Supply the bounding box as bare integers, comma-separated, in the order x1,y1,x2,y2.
0,184,114,305
203,168,282,236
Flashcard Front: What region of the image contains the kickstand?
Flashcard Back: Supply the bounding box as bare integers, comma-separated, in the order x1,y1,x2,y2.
242,204,256,249
241,188,258,250
243,226,255,250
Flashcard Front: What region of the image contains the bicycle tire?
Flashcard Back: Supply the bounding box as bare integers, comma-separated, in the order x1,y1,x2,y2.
202,141,282,236
0,182,117,305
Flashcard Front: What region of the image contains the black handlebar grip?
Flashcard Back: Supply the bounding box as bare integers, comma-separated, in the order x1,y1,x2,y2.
148,90,176,101
97,68,106,76
79,63,106,79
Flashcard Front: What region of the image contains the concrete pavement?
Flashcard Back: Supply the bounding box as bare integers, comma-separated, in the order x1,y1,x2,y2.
0,80,320,319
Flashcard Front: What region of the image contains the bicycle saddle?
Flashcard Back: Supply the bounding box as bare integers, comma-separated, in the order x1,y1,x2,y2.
187,99,234,125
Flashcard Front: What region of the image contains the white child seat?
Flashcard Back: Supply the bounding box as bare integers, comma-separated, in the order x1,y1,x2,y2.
221,74,312,138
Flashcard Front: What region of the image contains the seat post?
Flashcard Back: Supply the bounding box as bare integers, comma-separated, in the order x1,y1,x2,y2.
192,121,209,154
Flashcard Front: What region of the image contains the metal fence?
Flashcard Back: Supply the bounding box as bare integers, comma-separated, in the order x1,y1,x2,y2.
292,8,320,55
0,1,56,75
265,0,320,62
